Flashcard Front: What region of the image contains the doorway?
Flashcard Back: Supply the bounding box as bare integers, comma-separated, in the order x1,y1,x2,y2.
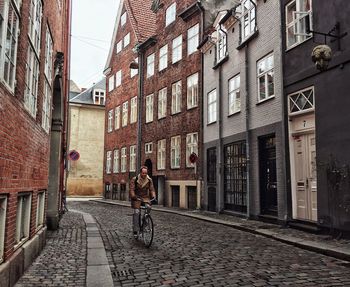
171,186,180,208
187,186,197,209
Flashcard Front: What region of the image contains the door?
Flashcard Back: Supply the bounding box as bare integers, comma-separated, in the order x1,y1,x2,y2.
187,186,197,209
293,132,317,221
171,186,180,208
259,135,277,216
207,148,217,212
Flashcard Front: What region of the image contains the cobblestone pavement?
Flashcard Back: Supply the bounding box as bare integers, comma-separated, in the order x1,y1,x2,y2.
71,201,350,287
15,211,87,287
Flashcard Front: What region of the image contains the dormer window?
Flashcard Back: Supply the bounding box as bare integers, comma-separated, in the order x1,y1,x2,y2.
216,26,227,63
120,12,127,26
94,90,105,105
166,3,176,27
240,0,256,41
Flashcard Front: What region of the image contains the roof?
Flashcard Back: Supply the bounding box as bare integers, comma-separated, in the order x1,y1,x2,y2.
104,0,156,72
70,78,106,105
69,80,81,94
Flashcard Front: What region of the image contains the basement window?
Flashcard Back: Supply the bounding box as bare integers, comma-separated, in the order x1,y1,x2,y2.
15,193,32,248
0,196,7,264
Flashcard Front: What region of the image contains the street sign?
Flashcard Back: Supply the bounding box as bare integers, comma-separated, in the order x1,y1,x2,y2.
69,150,80,161
189,152,198,164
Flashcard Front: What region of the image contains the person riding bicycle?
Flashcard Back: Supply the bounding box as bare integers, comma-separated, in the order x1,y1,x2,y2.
129,166,156,238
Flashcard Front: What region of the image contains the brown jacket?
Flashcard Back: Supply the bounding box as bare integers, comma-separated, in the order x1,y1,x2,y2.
129,174,156,209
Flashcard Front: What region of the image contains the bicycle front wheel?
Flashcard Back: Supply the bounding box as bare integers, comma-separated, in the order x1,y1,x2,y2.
142,215,154,248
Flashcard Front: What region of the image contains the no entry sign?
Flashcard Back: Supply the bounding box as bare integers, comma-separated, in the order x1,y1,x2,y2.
69,150,80,161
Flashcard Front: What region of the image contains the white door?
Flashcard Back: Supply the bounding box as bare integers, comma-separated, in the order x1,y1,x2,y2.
294,132,317,221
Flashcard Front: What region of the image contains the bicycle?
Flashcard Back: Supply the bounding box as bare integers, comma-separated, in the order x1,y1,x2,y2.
134,197,156,248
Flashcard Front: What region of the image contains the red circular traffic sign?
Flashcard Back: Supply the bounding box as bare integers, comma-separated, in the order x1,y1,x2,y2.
189,152,198,164
69,150,80,161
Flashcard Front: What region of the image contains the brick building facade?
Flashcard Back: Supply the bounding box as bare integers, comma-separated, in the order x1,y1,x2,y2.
0,0,71,285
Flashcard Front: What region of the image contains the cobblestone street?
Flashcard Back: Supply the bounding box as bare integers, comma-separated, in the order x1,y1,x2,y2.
15,201,350,286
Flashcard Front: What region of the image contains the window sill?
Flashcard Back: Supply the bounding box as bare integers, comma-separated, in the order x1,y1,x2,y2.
171,111,181,116
145,121,154,124
207,121,217,126
256,95,275,105
158,116,166,121
213,54,229,70
286,36,313,52
171,167,180,170
237,30,259,50
228,110,241,118
187,105,198,111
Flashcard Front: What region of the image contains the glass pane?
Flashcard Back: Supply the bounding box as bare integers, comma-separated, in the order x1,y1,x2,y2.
259,76,266,100
267,71,274,96
286,1,296,24
287,26,297,47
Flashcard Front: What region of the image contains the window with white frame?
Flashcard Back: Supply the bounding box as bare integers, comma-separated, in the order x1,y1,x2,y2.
120,12,127,26
15,193,32,246
28,0,43,53
94,90,105,105
116,40,122,54
159,44,168,71
257,53,274,102
286,0,312,49
207,89,217,124
216,26,227,62
186,133,198,167
42,82,51,132
187,73,198,109
115,106,121,129
0,0,20,90
131,57,138,77
145,142,153,154
106,151,112,174
288,86,314,115
147,53,155,78
157,139,166,170
122,101,128,127
240,0,256,41
35,191,45,228
165,2,176,27
130,145,136,172
116,70,122,87
172,35,182,63
123,33,130,48
158,87,167,119
108,109,113,132
171,81,181,114
130,96,137,123
228,75,240,115
0,196,7,263
171,136,181,168
113,149,119,173
108,75,114,92
146,94,154,123
44,28,53,81
121,147,127,172
188,24,199,55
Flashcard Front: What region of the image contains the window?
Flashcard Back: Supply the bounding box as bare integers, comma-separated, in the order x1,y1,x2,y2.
158,87,167,119
187,73,198,109
216,26,227,62
130,96,137,123
188,24,199,55
0,196,7,263
172,35,182,63
108,109,113,132
123,33,130,47
108,75,114,92
0,0,20,90
146,94,154,123
28,0,43,53
171,136,181,168
42,82,51,132
15,193,32,246
171,81,181,114
240,0,256,41
207,89,217,124
147,53,155,78
44,28,53,82
116,70,122,87
257,53,274,102
113,149,119,173
120,12,127,26
186,133,198,167
130,145,136,172
166,2,176,26
131,57,138,77
106,151,112,174
157,139,166,170
94,90,105,105
288,86,314,115
36,191,45,228
145,142,153,154
286,0,312,48
121,147,127,172
116,40,122,54
115,106,120,130
122,101,128,127
159,44,168,71
228,75,240,115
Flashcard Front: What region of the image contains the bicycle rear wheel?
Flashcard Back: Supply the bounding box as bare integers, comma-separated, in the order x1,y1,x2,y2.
142,215,154,248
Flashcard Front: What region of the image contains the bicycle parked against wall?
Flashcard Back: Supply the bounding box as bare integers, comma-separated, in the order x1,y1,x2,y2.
134,197,156,248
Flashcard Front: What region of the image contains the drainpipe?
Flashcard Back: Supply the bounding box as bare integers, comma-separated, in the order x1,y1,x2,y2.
136,49,144,172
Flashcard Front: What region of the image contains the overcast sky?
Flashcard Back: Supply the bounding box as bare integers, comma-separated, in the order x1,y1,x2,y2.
70,0,120,89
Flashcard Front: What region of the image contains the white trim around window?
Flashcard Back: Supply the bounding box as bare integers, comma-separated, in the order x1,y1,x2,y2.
130,96,137,124
113,149,119,173
288,86,314,116
106,151,112,174
130,145,136,172
147,53,155,78
123,33,130,48
165,2,176,27
120,12,127,26
108,109,113,132
188,23,199,55
157,139,166,170
115,106,121,130
0,195,7,264
108,75,115,92
240,0,257,42
145,142,153,154
116,70,122,87
228,74,241,115
186,132,198,167
121,147,127,172
207,89,217,124
187,73,199,109
35,191,45,229
15,193,32,248
158,87,167,119
116,40,122,54
172,35,182,63
122,101,128,127
159,44,168,71
171,135,181,169
171,80,181,114
146,94,154,123
257,53,274,102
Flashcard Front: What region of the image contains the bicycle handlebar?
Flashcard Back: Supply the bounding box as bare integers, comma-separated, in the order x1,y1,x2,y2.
135,197,157,204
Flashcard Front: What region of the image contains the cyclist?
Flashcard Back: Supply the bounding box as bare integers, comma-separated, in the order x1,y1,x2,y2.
129,166,156,238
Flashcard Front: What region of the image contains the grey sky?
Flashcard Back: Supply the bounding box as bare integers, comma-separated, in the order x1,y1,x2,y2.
70,0,120,89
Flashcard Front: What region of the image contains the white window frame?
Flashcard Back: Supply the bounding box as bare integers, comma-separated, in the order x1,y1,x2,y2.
35,191,45,229
113,149,119,173
123,32,130,48
207,89,217,124
131,57,138,77
122,101,128,127
108,109,113,132
228,75,241,115
116,70,122,87
28,0,43,54
42,81,51,132
130,145,136,172
120,12,127,26
157,139,166,170
186,133,198,167
188,24,199,55
106,151,112,174
240,0,256,42
116,40,122,54
171,136,181,169
165,2,176,27
94,89,105,105
115,106,121,130
158,87,167,119
216,26,227,62
121,147,127,172
257,53,274,102
159,44,168,71
288,86,315,116
108,75,114,92
147,53,155,78
130,96,137,124
0,196,7,264
146,94,154,123
145,142,153,154
15,193,32,247
187,73,198,109
172,35,182,64
171,80,181,114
